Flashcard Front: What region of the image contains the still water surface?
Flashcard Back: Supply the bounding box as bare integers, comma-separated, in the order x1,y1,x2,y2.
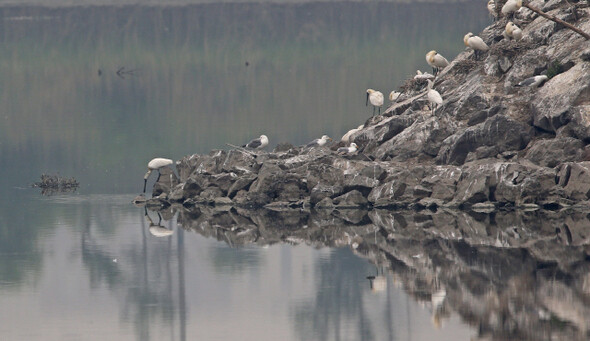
0,191,474,340
0,2,491,340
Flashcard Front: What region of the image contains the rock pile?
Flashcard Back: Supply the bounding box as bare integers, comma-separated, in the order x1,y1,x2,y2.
146,0,590,211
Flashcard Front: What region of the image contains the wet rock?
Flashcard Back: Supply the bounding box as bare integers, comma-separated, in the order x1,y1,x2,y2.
557,162,590,200
332,190,369,208
310,184,344,206
227,175,257,198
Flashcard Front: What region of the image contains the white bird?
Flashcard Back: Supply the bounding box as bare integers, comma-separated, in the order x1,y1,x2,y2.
515,75,548,88
337,142,358,154
389,90,401,102
149,225,174,237
425,50,449,76
464,32,489,59
243,134,269,149
143,157,174,193
366,89,384,116
306,135,332,147
371,276,387,293
487,0,498,21
341,124,364,143
414,70,435,80
427,79,443,114
505,22,523,41
502,0,522,18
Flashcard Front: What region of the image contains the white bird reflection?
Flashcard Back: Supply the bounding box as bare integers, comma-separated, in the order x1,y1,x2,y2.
145,207,174,237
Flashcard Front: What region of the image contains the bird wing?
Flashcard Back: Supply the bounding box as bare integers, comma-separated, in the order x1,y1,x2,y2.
516,77,537,87
306,139,320,147
244,138,262,148
337,146,349,153
428,89,443,105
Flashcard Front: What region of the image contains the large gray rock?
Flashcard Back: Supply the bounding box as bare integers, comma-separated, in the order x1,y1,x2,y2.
533,63,590,133
436,115,532,165
525,137,584,168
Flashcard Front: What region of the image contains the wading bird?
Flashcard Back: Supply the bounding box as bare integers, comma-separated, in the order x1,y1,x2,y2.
143,157,174,193
306,135,332,147
366,89,384,116
464,33,489,59
337,142,358,154
426,50,449,76
243,134,269,149
427,80,443,114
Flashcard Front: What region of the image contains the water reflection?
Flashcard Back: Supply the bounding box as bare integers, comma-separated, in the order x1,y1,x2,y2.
176,205,590,340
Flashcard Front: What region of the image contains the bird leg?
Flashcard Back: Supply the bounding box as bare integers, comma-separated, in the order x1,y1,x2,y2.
143,169,152,193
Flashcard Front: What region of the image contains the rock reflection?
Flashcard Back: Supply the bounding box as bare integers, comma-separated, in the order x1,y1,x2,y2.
158,205,590,340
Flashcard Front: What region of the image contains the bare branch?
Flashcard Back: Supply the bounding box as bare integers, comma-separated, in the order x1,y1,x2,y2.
524,3,590,40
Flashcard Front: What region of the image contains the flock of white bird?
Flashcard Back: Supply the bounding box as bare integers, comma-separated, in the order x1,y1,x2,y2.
143,0,553,196
363,0,548,123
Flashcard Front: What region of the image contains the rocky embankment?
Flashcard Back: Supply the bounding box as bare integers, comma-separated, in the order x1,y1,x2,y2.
147,0,590,211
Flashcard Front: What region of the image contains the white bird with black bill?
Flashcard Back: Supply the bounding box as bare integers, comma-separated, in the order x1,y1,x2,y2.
143,157,174,193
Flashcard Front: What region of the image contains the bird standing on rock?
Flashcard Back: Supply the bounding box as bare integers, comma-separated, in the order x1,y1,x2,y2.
243,134,269,149
502,0,522,19
337,142,358,154
366,89,384,116
464,33,489,59
426,50,449,76
306,135,332,147
505,22,523,40
143,157,174,193
427,80,443,114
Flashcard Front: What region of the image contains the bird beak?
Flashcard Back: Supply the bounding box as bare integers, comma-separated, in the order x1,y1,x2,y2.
365,92,369,106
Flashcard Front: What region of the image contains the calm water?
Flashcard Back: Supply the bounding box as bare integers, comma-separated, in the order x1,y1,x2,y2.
0,2,493,340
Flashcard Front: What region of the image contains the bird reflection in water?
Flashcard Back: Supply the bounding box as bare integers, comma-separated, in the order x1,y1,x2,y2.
366,266,387,293
144,207,174,237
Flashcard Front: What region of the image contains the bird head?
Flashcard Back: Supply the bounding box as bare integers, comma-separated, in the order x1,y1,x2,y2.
506,22,514,34
366,89,374,106
350,142,358,149
463,33,473,46
260,135,268,142
426,50,436,62
321,135,332,141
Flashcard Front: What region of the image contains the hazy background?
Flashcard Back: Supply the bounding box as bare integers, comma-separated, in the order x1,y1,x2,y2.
0,1,489,193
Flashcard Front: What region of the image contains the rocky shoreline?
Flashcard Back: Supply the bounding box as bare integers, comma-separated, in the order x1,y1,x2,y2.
143,0,590,212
